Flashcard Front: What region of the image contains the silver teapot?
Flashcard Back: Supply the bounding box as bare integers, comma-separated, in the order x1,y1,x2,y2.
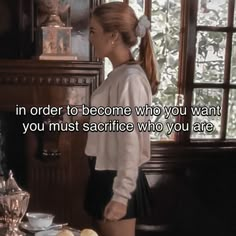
0,171,30,236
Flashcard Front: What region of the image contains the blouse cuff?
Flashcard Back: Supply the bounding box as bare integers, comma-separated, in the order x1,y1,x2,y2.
111,193,129,206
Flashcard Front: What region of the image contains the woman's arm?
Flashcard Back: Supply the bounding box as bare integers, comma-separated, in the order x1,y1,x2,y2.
111,73,151,205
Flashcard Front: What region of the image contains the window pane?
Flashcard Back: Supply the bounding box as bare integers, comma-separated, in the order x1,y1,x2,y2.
234,2,236,26
129,0,145,18
197,0,228,27
104,58,113,79
69,1,90,61
105,0,123,2
194,32,226,83
151,0,181,140
129,1,145,60
191,89,223,139
226,89,236,139
230,34,236,84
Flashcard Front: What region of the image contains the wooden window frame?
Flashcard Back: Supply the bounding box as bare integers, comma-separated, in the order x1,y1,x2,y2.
105,0,236,165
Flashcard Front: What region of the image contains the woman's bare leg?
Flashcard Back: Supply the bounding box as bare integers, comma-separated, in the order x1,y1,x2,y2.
95,218,136,236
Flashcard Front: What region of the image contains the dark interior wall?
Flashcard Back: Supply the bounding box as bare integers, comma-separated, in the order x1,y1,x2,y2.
0,0,34,59
0,114,7,175
136,152,236,236
0,0,19,58
0,112,28,187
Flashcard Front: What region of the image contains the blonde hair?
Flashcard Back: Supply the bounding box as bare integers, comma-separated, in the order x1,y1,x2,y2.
93,2,159,95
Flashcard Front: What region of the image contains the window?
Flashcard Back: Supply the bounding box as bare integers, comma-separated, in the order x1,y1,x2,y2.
104,0,236,148
187,0,236,142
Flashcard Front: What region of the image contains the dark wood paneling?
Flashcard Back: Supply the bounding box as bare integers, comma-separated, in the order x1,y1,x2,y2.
138,142,236,236
0,60,103,228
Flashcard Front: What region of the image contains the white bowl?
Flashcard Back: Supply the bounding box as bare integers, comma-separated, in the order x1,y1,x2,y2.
26,212,54,229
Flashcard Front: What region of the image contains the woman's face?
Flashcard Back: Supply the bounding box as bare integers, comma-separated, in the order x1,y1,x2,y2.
89,17,113,58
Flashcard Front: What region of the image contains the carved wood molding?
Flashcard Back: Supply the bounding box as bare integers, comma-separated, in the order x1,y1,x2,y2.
142,143,236,173
0,75,99,86
0,60,103,86
0,74,100,85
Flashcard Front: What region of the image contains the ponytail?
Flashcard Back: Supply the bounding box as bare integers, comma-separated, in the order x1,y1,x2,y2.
139,31,160,95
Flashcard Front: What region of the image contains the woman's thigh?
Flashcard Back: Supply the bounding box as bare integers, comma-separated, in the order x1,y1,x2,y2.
96,218,136,236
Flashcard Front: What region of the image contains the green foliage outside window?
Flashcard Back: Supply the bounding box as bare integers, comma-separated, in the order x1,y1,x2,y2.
104,0,236,140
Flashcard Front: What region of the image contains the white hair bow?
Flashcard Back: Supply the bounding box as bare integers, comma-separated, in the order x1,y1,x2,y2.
135,15,151,38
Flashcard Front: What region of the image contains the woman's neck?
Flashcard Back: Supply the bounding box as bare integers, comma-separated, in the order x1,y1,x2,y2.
108,45,133,69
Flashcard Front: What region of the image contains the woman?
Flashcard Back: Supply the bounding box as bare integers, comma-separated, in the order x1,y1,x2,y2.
84,2,159,236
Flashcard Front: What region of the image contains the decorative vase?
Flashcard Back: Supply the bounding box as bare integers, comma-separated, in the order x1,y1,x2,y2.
37,0,65,27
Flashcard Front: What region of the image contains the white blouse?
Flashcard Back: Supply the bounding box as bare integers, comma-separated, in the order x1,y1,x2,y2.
85,63,152,205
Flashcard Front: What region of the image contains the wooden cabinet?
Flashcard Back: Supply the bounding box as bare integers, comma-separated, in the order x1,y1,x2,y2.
0,0,105,229
0,60,103,228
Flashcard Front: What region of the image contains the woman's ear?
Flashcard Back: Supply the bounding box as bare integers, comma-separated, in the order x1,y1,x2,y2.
111,31,120,42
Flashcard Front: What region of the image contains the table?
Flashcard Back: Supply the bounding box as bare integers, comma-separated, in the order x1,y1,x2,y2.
0,225,80,236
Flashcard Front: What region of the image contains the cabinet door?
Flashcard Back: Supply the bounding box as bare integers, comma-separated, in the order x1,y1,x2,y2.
25,89,90,228
0,61,103,229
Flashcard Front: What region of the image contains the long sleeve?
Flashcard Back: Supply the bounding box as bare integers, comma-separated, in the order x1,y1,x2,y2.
111,73,151,205
85,64,152,201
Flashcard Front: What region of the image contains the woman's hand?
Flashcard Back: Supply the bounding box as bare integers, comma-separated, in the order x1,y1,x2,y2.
103,200,127,221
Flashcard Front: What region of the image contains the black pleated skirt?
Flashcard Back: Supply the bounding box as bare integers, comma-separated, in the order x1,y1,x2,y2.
84,157,152,220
